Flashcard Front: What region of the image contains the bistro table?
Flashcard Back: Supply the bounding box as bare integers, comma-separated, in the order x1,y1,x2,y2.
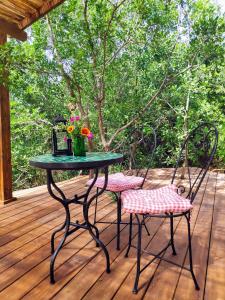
30,152,123,284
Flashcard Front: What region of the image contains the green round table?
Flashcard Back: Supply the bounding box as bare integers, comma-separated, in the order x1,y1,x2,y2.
30,152,123,170
30,152,123,284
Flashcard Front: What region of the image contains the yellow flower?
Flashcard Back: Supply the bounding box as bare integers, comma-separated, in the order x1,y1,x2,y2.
67,125,75,134
81,127,90,136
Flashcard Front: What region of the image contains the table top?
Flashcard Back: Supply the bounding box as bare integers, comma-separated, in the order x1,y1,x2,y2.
30,152,123,170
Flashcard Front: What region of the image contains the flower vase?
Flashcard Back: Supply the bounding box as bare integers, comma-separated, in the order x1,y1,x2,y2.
73,136,86,156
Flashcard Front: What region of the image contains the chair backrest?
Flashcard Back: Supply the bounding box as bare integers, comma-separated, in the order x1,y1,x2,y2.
171,123,218,203
123,126,157,187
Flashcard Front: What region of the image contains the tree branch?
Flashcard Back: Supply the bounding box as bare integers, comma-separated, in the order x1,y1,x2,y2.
102,0,128,71
107,75,168,147
107,56,198,148
11,62,60,78
160,97,178,113
46,15,79,98
105,37,132,66
83,0,96,61
46,15,93,150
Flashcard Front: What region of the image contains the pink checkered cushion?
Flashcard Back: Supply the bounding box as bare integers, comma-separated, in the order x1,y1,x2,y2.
87,172,144,192
121,185,192,214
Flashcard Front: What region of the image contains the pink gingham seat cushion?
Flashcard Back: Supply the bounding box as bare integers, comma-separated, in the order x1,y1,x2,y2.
87,172,144,192
121,185,193,214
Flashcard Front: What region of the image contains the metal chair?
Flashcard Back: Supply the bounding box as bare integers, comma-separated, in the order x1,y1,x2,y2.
121,122,218,293
87,127,157,250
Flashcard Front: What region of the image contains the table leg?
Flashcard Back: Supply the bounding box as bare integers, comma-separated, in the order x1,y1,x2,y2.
50,204,70,284
83,166,110,273
51,211,67,254
46,167,111,283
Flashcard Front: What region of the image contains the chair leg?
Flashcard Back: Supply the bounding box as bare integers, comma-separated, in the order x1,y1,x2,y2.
125,213,133,258
170,216,177,255
133,214,142,294
93,187,99,224
186,213,200,290
143,215,150,236
116,193,121,250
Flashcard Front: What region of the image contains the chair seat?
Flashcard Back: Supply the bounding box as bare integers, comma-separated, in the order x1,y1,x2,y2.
87,172,144,192
121,185,193,214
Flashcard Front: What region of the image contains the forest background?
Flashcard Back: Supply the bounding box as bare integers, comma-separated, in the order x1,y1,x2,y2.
0,0,224,190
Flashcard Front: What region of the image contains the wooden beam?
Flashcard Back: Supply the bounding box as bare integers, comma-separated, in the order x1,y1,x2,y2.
0,18,27,41
0,33,15,204
20,0,66,29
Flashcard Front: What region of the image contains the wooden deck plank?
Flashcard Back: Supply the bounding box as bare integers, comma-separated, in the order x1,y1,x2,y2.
0,201,118,295
42,174,169,299
0,169,168,264
23,224,130,300
171,173,217,300
113,228,167,300
19,170,172,300
21,211,124,300
204,173,225,300
80,174,174,300
0,182,114,246
0,169,222,300
0,195,110,258
85,218,168,300
0,180,85,226
0,184,87,237
171,174,216,299
112,168,198,299
141,172,214,300
0,168,170,218
0,196,114,274
0,177,87,221
2,170,169,296
0,221,126,299
1,176,86,211
113,171,208,299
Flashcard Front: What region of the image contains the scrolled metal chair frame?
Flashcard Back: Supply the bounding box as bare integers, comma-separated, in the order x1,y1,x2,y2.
125,122,218,293
93,127,157,250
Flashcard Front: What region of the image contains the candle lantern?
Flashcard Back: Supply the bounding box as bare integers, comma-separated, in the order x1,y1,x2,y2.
52,116,72,156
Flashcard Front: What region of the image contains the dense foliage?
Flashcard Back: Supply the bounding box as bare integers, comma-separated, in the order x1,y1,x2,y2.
0,0,224,190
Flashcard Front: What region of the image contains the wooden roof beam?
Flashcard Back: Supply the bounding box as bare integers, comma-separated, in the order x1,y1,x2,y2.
0,18,27,41
20,0,66,29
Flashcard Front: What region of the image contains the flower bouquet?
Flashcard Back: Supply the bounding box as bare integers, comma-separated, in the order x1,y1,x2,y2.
65,116,93,156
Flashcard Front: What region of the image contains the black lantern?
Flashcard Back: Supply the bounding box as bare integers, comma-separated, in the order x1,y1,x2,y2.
52,116,72,156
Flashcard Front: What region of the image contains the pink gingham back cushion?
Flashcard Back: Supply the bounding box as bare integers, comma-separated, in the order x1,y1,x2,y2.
121,185,192,214
87,172,144,192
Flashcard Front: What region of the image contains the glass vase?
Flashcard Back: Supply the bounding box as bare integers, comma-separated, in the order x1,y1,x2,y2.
73,135,86,156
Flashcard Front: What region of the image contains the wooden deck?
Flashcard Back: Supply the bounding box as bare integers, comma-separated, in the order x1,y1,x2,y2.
0,169,224,300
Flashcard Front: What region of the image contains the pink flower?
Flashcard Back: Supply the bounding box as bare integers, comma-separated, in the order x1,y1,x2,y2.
63,136,68,142
87,132,94,140
70,116,80,122
70,116,76,122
